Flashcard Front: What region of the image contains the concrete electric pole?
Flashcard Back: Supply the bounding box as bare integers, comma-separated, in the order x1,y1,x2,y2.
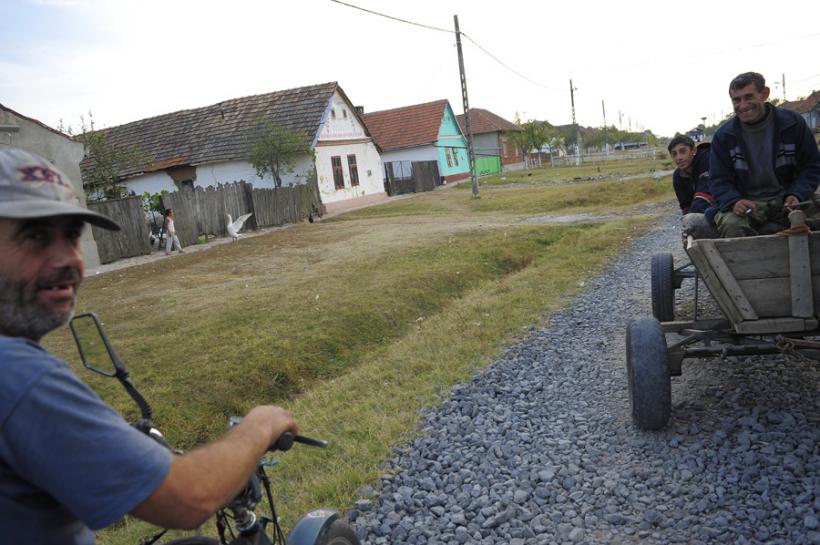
454,15,478,198
569,79,581,166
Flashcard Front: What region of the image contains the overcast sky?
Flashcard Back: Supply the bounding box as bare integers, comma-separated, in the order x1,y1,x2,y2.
2,0,819,138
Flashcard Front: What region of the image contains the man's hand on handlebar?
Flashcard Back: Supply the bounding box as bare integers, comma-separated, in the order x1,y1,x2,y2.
245,405,299,451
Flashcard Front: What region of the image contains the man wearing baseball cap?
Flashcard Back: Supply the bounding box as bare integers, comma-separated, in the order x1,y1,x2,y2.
0,147,298,544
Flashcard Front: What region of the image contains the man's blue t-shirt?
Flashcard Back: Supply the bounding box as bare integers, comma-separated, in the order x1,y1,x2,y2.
0,336,172,545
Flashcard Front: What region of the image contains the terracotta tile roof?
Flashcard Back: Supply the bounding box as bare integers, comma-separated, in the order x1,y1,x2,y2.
781,91,820,114
362,100,449,151
456,108,521,135
80,82,339,179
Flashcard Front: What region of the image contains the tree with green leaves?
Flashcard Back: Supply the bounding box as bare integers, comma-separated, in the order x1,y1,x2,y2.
245,116,314,188
510,114,553,168
61,112,147,201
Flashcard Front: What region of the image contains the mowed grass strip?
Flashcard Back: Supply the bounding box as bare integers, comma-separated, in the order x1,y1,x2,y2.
40,178,670,544
473,155,670,187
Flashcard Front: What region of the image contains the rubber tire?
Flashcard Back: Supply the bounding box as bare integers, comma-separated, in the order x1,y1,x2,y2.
314,520,361,545
626,318,671,430
651,253,675,322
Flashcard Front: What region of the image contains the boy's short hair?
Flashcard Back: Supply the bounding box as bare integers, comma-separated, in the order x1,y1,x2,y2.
667,135,695,153
729,72,766,92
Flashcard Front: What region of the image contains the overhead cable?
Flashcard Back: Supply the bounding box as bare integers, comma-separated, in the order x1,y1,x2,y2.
330,0,561,92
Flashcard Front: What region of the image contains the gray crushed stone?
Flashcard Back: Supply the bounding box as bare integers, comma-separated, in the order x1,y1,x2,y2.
350,214,820,545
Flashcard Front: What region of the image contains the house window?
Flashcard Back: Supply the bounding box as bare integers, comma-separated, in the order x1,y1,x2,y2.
445,148,453,168
452,148,459,166
347,154,359,186
331,109,336,119
331,156,345,189
342,109,348,118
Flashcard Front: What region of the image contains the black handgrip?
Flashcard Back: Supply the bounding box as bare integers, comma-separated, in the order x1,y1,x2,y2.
269,432,327,451
271,432,295,451
293,434,328,448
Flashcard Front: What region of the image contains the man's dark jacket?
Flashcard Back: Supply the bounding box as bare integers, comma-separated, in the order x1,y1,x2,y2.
673,142,714,214
709,105,820,213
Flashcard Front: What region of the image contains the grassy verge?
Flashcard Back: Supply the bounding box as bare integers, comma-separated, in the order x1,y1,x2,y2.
41,178,671,544
336,174,673,220
474,154,672,187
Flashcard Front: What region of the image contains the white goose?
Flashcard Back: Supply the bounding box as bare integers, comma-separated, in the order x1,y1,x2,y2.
227,213,253,241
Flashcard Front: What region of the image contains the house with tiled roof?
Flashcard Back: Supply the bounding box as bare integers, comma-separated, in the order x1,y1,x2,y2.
362,100,470,184
781,90,820,144
81,82,385,213
456,108,524,174
0,103,104,268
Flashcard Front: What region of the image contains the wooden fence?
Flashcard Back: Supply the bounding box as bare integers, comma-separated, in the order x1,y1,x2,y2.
160,178,323,248
87,196,151,264
87,175,323,264
384,160,441,196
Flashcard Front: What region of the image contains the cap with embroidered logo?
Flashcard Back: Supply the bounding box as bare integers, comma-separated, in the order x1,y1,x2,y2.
0,147,120,231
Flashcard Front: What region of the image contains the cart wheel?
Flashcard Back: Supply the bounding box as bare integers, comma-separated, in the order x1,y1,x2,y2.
626,318,671,430
651,253,675,322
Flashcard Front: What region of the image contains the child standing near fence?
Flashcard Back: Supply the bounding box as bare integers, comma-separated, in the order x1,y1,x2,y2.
163,208,184,255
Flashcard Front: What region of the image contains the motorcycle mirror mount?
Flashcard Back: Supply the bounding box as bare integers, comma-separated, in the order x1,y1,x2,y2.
69,312,153,422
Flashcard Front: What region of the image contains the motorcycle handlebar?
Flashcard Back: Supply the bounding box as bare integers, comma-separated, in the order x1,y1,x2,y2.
227,417,327,451
270,432,327,451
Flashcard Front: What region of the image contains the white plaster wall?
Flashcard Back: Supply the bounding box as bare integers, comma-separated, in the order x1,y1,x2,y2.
123,156,315,195
124,170,175,194
314,141,383,204
196,157,314,189
312,90,384,204
319,92,367,140
380,146,438,164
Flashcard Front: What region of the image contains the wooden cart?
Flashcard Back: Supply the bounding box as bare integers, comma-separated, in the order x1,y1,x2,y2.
626,210,820,430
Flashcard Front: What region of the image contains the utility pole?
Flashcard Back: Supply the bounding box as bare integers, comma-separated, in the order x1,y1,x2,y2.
454,15,478,198
782,73,786,101
602,99,608,158
569,79,581,166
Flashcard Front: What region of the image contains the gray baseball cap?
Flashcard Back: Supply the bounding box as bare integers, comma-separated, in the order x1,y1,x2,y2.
0,147,120,230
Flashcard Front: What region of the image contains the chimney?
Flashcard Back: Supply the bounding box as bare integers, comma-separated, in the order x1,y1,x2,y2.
355,106,364,115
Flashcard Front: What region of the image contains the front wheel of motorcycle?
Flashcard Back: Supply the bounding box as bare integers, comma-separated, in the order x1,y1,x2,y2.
163,537,220,545
316,520,360,545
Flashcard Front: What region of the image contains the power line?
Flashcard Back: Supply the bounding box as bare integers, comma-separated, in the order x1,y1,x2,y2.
329,0,452,33
460,33,562,92
330,0,562,93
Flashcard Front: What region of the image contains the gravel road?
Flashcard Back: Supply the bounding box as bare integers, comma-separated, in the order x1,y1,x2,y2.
350,212,820,545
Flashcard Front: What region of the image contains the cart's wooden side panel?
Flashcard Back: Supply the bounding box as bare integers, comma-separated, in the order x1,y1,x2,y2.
789,233,814,317
687,239,758,324
688,232,820,333
711,236,789,280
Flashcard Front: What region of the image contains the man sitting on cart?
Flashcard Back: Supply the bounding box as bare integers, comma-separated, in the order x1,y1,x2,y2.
668,135,718,238
710,72,820,237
